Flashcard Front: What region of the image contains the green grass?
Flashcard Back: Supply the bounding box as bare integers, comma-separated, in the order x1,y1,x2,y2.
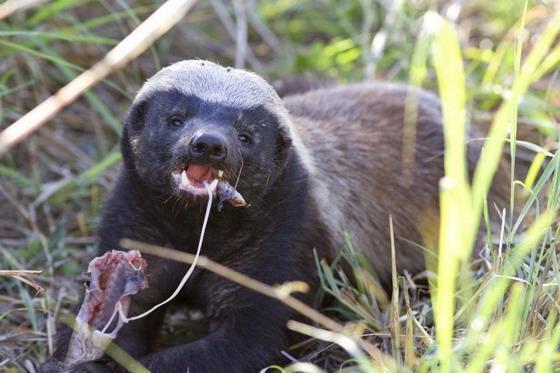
1,0,560,372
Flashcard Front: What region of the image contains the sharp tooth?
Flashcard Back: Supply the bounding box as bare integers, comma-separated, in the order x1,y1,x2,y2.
181,170,190,187
218,170,224,178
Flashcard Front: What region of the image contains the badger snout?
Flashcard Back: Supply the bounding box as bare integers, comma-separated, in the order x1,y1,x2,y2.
171,129,232,197
189,131,228,162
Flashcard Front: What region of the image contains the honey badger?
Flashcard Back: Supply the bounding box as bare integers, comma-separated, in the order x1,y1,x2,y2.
47,60,505,372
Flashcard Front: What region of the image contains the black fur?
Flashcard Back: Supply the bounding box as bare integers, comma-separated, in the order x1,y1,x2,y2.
44,85,325,372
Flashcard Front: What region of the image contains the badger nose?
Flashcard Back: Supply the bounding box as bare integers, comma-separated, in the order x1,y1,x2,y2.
189,132,228,161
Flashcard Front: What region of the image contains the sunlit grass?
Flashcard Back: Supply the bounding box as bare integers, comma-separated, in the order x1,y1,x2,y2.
311,3,560,372
1,1,560,372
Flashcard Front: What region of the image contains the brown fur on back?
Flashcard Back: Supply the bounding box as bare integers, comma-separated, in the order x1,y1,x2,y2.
284,82,508,285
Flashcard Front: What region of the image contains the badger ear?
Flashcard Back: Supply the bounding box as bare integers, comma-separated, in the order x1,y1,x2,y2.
124,99,148,132
274,126,292,167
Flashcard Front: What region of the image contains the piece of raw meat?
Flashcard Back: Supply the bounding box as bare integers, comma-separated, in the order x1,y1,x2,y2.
65,250,147,367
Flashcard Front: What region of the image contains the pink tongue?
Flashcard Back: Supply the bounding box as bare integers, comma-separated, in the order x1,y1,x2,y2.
186,165,212,182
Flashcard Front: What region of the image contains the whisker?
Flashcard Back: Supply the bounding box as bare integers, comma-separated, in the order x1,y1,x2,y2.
234,158,244,189
264,171,272,191
162,191,176,205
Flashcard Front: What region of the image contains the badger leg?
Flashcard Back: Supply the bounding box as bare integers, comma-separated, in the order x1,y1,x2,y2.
138,297,293,372
137,241,313,372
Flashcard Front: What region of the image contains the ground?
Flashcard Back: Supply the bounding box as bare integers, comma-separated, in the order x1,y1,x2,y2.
1,0,560,371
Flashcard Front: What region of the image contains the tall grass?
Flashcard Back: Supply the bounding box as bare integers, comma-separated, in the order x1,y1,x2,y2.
299,2,560,372
1,1,559,372
382,12,552,373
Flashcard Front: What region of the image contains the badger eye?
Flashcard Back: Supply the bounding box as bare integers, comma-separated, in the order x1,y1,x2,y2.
238,134,252,145
169,116,184,127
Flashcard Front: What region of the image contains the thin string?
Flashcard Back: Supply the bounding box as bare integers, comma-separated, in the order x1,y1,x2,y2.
123,179,217,322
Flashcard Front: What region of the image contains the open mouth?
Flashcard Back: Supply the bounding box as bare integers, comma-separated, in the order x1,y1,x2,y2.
172,165,222,196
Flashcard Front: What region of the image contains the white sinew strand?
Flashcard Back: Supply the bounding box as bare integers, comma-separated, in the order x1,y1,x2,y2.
124,179,218,322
